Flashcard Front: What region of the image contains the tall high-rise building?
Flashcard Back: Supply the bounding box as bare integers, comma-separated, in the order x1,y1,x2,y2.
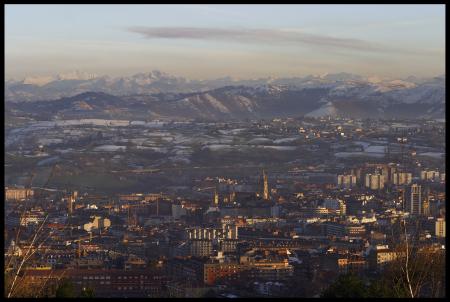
435,218,446,238
420,170,440,181
365,174,385,190
392,172,412,185
405,184,422,215
337,175,357,189
263,170,269,200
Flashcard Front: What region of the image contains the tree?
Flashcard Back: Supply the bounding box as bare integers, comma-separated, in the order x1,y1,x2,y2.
55,279,76,298
80,287,95,298
366,278,399,298
202,289,217,298
321,274,367,298
5,214,51,298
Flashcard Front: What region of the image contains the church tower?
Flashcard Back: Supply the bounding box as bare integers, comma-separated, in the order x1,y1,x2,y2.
263,170,269,200
214,189,219,206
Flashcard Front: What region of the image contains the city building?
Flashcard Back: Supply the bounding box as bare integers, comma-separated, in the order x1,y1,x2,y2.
5,187,34,201
405,184,422,215
365,174,385,190
391,172,412,186
420,170,440,182
83,216,111,233
337,257,368,275
337,175,357,189
435,218,445,238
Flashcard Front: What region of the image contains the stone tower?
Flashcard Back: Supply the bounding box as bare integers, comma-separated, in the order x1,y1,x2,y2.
263,170,269,200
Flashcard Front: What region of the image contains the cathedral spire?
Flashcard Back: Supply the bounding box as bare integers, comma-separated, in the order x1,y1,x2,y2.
263,169,269,200
214,189,219,205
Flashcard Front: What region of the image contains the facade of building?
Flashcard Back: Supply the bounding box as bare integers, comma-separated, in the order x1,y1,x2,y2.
392,172,412,186
337,257,368,274
367,245,404,271
337,175,357,189
5,187,34,201
420,170,440,181
365,174,385,190
435,218,445,238
189,240,213,257
186,225,238,240
405,184,422,215
203,258,293,285
83,216,111,232
22,268,167,297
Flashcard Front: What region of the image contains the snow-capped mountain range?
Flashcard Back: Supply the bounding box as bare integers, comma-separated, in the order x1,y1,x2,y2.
5,71,445,120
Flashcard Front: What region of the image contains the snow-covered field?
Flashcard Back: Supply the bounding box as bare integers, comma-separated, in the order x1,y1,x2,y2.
37,138,64,145
202,144,297,151
335,152,385,158
365,145,386,153
247,138,273,144
218,128,246,135
417,152,444,159
273,137,300,144
93,145,127,152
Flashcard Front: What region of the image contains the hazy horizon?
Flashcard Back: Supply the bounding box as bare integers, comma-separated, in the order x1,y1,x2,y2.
5,69,446,83
6,4,445,80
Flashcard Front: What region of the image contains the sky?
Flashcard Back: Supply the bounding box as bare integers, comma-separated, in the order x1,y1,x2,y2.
5,4,445,80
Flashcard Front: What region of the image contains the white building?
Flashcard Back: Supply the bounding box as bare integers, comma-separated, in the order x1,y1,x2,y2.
83,216,111,232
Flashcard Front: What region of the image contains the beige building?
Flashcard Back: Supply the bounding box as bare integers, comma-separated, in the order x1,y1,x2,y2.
365,174,385,190
5,187,34,201
420,170,440,181
435,218,445,238
392,172,412,185
83,216,111,232
337,175,357,189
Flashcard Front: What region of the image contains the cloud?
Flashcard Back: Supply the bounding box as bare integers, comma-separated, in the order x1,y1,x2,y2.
128,26,414,54
127,26,442,57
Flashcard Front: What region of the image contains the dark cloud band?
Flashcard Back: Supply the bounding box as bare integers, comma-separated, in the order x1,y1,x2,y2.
128,26,393,53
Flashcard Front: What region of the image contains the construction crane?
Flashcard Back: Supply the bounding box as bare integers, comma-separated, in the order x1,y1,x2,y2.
72,233,99,258
125,203,143,228
27,172,36,188
196,186,215,192
43,164,59,189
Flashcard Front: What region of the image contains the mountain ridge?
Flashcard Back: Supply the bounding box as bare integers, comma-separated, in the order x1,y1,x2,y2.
6,70,445,104
6,82,445,120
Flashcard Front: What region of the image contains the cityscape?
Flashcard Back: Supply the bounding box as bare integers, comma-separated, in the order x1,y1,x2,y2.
4,4,446,298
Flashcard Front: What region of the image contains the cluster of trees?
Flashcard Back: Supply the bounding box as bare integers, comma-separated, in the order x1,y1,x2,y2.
4,273,95,298
322,244,445,298
55,280,95,298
